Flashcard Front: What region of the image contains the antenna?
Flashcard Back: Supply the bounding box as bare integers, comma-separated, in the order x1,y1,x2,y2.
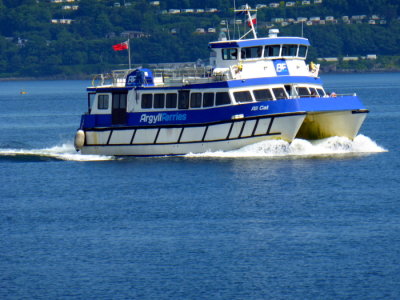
233,0,236,39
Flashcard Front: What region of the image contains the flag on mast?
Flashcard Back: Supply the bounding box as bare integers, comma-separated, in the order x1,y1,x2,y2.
247,14,257,27
112,41,129,51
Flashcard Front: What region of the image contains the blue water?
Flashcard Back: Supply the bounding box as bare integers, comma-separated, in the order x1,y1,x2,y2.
0,73,399,299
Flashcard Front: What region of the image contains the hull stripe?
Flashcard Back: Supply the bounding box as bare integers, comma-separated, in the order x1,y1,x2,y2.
107,130,113,145
130,129,137,144
84,132,281,147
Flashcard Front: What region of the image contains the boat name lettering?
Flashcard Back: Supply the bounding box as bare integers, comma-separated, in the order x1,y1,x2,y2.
140,113,187,124
251,105,269,111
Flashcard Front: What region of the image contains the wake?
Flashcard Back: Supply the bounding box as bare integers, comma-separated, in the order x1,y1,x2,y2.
0,135,386,161
185,135,387,158
0,143,114,161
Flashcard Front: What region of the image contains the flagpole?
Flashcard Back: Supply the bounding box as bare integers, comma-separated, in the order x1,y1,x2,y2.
128,37,131,70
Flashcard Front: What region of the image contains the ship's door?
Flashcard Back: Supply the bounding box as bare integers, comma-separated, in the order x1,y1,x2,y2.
112,92,127,125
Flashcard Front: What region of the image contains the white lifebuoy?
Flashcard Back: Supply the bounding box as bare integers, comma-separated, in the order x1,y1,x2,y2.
74,130,85,151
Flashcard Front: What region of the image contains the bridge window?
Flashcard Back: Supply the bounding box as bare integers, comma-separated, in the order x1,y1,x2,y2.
216,92,231,106
298,45,308,58
97,94,109,109
166,93,177,108
253,89,273,101
241,46,262,59
190,93,202,108
141,94,152,109
234,91,253,103
203,93,214,107
282,45,298,57
272,88,287,100
264,45,280,57
222,48,238,60
154,94,165,108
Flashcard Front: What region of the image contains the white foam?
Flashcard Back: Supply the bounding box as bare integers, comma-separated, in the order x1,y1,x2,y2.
185,135,387,158
0,135,386,161
0,143,115,161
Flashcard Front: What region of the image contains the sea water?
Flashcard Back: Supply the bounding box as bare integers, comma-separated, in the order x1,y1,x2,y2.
0,73,399,299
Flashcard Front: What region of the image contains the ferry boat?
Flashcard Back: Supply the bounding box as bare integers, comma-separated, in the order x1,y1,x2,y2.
74,7,368,156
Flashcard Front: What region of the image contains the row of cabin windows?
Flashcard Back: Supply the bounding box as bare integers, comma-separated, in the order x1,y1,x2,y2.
141,92,231,109
234,88,287,103
96,86,325,110
222,44,308,60
233,86,325,103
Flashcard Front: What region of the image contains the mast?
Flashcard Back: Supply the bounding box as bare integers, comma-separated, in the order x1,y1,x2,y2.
128,37,131,69
234,4,257,40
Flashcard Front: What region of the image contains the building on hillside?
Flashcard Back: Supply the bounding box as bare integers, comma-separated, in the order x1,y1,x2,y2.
343,57,359,61
310,17,321,23
317,57,339,62
121,31,150,39
271,18,284,23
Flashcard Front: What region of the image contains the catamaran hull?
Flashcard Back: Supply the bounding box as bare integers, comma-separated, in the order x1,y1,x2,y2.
296,109,368,140
78,113,306,156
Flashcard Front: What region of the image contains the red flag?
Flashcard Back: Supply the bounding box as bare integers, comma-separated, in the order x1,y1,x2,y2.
247,14,257,27
112,41,129,51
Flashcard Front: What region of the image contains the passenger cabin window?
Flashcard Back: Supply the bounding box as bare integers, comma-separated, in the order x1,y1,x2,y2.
190,93,202,108
309,88,318,97
215,92,231,106
154,94,165,108
264,45,280,57
297,87,310,97
97,94,109,109
166,93,177,108
141,94,153,109
298,45,307,58
272,88,287,100
203,93,214,107
178,91,190,109
234,91,253,103
282,45,298,57
241,46,262,59
222,48,238,60
253,89,273,101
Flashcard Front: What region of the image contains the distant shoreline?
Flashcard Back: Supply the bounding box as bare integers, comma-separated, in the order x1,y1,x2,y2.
1,68,400,81
0,75,92,82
